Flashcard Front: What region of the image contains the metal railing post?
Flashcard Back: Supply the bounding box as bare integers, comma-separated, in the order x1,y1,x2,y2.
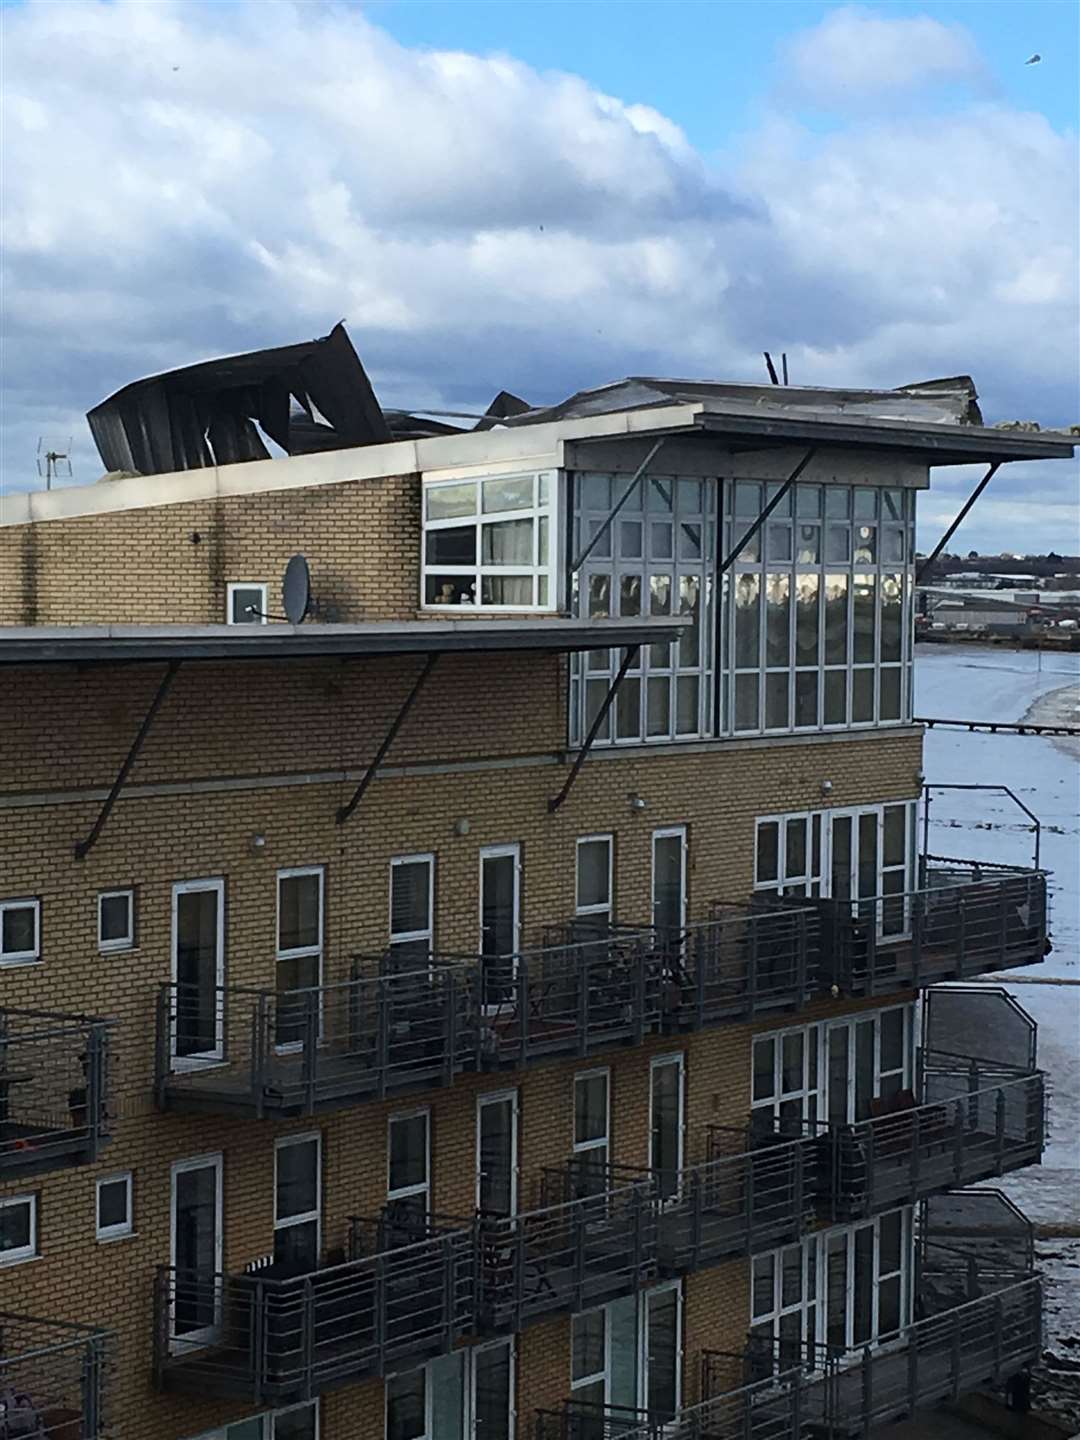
253,994,268,1119
253,1279,267,1404
86,1023,105,1159
992,1293,1004,1382
81,1333,104,1437
957,893,968,973
996,1087,1007,1172
910,1106,921,1199
444,971,457,1088
303,991,318,1115
747,919,759,1020
633,949,645,1045
951,1310,963,1401
376,985,391,1100
154,987,169,1109
303,1277,316,1399
518,963,530,1066
953,1100,966,1185
911,893,923,988
860,1345,873,1439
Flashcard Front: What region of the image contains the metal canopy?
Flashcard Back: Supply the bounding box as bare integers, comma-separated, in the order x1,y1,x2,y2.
692,409,1076,465
0,617,689,667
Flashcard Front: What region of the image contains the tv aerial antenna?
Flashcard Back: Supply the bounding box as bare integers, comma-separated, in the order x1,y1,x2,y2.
37,437,72,489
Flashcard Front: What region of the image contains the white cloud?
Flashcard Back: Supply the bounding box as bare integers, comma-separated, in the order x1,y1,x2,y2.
780,5,986,108
0,0,1076,547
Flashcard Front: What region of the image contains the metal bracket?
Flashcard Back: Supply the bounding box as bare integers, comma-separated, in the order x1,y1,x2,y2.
336,653,439,824
916,462,1001,583
549,645,640,813
74,660,180,860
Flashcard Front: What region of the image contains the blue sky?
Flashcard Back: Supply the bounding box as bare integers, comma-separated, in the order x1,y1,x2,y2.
1,0,1076,551
368,0,1079,142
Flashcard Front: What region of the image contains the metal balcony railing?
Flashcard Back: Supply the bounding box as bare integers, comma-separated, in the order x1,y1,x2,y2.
813,865,1048,996
536,1371,806,1440
478,1180,657,1335
0,1313,110,1438
153,914,825,1119
152,1218,474,1405
0,1009,111,1178
546,1131,815,1275
731,1276,1042,1436
154,963,476,1117
548,908,821,1029
819,1071,1045,1222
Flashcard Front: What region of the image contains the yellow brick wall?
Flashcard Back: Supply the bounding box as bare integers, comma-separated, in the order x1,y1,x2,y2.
0,660,922,1439
0,474,421,626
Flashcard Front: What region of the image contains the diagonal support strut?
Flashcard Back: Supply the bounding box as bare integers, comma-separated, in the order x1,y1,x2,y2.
549,644,640,813
571,439,668,573
916,462,1001,583
336,653,439,824
74,660,181,860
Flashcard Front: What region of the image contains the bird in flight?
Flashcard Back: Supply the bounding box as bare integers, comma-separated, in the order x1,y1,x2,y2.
1025,53,1041,64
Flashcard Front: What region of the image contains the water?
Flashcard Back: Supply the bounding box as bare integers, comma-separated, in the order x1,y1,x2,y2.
916,644,1080,1172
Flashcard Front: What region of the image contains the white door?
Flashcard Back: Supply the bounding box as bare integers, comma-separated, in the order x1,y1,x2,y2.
651,828,687,935
170,1153,223,1347
476,1091,519,1218
480,845,521,1006
641,1282,682,1420
650,1055,685,1201
171,879,225,1065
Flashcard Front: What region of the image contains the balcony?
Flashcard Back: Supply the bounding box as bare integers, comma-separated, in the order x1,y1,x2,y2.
154,964,476,1118
0,1008,111,1178
544,1130,815,1276
819,1071,1045,1222
153,1216,474,1405
0,1313,110,1438
815,864,1048,997
154,913,824,1120
535,1372,803,1440
478,1180,657,1335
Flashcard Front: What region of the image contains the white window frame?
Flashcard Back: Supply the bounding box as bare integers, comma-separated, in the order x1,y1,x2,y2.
0,1194,38,1265
95,1170,134,1242
573,1068,611,1165
226,581,268,625
389,854,435,958
476,1089,520,1217
170,878,226,1068
649,1053,686,1193
751,1004,915,1132
97,888,135,953
575,834,614,926
639,1280,683,1415
570,1305,610,1403
479,844,521,956
825,1005,915,1126
385,1364,430,1440
421,469,558,613
0,897,40,966
275,867,325,1051
169,1152,224,1350
651,826,688,932
387,1108,431,1211
468,1337,516,1440
274,1132,322,1262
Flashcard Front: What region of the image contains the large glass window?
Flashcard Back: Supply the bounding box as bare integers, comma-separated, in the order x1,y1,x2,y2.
422,471,556,610
752,1005,914,1135
755,802,916,938
576,836,613,933
385,1345,514,1440
723,482,914,734
751,1209,913,1366
573,1069,610,1197
571,1307,608,1406
571,472,715,744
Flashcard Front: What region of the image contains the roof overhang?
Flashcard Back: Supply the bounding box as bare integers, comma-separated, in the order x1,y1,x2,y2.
0,618,689,667
690,407,1077,465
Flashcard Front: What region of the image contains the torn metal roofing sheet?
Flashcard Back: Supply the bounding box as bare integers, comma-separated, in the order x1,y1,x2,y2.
88,323,390,475
503,375,985,428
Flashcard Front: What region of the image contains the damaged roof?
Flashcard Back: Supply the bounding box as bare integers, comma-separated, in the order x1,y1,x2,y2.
85,323,1075,480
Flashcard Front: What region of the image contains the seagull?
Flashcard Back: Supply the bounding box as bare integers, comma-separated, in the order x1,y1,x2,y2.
1025,53,1041,64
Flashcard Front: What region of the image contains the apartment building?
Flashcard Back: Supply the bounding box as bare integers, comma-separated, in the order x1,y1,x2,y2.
0,358,1073,1440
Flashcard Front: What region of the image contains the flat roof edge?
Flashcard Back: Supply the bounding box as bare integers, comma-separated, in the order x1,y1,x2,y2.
0,617,690,665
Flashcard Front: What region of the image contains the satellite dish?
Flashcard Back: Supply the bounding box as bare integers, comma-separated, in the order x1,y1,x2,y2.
283,554,311,625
